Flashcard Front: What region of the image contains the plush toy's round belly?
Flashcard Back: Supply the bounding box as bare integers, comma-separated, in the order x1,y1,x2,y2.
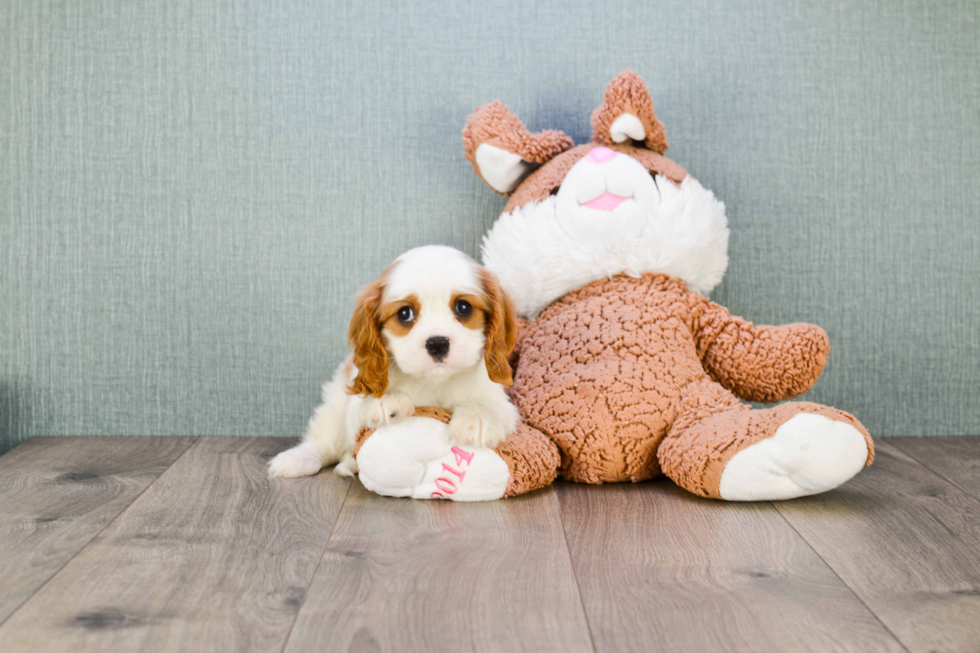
509,274,737,484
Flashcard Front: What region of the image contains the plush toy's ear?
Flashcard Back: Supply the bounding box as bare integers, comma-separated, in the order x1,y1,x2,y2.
463,101,574,194
591,70,668,154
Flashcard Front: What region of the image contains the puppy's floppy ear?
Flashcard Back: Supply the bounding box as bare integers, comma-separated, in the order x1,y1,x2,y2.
463,101,574,195
347,277,389,397
478,268,518,386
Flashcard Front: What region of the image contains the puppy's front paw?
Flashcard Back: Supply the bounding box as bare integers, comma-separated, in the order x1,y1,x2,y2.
334,453,359,478
361,392,415,428
449,405,506,449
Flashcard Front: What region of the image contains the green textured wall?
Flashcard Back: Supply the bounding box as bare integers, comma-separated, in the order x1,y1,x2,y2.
2,0,978,452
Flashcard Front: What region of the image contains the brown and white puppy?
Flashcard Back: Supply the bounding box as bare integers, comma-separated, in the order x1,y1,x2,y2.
268,245,520,479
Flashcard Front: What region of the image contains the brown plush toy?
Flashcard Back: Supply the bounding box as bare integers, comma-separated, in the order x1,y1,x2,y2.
354,72,873,502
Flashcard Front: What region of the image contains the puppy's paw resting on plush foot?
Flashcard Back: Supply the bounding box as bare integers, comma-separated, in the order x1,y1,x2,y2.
268,441,323,479
361,392,415,428
718,413,869,501
449,405,507,449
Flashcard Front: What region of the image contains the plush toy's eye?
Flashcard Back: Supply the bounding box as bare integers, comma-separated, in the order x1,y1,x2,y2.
454,299,473,317
396,306,415,323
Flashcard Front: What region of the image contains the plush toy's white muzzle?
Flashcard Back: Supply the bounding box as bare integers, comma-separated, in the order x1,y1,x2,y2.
554,147,665,248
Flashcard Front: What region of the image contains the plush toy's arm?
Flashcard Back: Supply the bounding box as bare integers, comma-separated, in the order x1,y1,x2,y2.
688,294,830,403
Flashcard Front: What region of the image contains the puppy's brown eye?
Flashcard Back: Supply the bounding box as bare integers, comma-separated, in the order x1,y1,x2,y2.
454,299,473,317
396,306,415,323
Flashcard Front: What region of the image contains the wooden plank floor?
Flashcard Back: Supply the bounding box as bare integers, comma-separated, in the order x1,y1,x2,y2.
0,437,977,652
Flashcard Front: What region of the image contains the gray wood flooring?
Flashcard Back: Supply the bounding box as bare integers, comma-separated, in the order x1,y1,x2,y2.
0,436,977,652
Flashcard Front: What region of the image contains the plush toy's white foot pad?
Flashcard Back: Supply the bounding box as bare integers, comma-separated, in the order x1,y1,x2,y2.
718,413,868,501
356,417,510,502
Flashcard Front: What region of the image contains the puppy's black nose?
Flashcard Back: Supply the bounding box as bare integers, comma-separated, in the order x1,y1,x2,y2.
425,336,450,360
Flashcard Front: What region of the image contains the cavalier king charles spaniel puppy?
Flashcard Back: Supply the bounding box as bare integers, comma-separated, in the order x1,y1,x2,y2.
269,245,520,479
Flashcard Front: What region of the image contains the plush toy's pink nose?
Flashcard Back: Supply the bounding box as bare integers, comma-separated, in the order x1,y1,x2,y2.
586,147,617,164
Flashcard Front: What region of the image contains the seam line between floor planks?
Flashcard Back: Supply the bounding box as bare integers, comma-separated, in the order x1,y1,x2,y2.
556,489,600,653
278,478,355,653
769,500,912,653
889,437,980,502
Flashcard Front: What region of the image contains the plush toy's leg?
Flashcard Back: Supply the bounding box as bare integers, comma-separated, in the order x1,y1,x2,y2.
496,423,561,497
658,402,874,501
354,409,560,501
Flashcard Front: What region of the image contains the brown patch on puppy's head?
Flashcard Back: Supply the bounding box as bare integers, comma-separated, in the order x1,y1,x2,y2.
450,293,489,333
378,294,419,338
